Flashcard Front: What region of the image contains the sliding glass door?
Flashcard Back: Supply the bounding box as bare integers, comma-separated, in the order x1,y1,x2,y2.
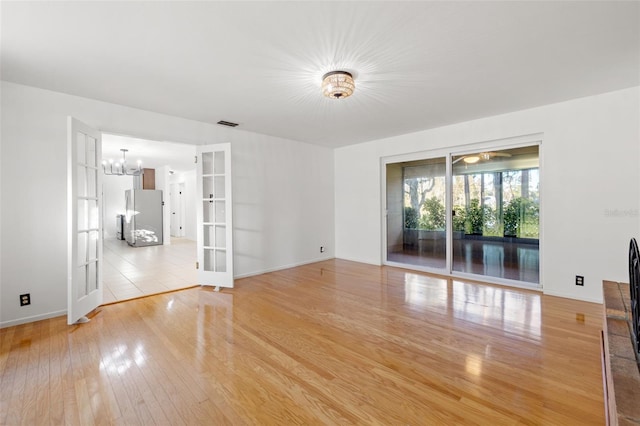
384,144,540,286
386,157,447,269
452,146,539,283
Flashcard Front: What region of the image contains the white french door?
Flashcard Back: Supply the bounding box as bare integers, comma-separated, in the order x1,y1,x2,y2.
67,117,103,324
196,143,233,288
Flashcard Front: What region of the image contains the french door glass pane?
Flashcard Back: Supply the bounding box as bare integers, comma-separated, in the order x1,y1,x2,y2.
86,136,96,167
88,231,98,261
76,132,86,163
203,249,226,272
77,166,87,197
77,232,87,265
214,151,225,174
215,250,227,272
386,157,446,269
88,261,97,292
204,248,214,271
452,146,539,283
204,224,214,247
215,225,226,247
77,266,87,298
203,201,214,223
202,152,213,175
87,169,97,197
203,176,213,199
78,200,88,230
88,200,99,229
214,201,225,223
214,176,225,198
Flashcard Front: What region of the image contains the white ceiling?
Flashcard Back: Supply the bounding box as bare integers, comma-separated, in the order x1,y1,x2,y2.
2,1,639,148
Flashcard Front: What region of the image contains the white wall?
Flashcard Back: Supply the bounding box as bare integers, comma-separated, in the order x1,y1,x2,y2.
102,174,133,239
0,81,335,327
335,87,640,303
232,132,335,278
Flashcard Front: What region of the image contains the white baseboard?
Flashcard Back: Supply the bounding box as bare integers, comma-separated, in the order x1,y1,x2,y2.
1,310,67,329
334,255,382,266
542,289,603,304
234,256,335,279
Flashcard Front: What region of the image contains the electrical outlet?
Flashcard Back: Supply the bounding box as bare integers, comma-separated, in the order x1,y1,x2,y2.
575,275,584,286
320,246,325,253
20,293,31,306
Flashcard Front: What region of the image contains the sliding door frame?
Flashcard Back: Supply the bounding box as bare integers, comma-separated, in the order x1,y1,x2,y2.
381,133,544,290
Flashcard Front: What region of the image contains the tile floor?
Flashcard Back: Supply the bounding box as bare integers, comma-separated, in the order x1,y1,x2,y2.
102,237,198,303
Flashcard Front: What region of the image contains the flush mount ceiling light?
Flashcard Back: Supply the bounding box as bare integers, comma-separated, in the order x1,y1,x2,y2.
102,149,143,176
322,71,355,99
463,155,480,164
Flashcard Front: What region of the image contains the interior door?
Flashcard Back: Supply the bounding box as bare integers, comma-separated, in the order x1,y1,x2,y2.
196,143,233,288
170,183,184,237
67,117,103,324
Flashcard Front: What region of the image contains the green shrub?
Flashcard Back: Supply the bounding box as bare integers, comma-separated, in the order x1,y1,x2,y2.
404,206,419,229
419,197,446,230
504,197,539,238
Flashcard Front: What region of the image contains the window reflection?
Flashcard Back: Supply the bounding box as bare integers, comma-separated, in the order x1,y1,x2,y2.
99,343,147,375
404,273,449,313
452,281,541,338
403,272,541,339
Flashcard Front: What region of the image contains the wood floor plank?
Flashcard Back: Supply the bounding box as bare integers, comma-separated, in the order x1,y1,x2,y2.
0,259,606,424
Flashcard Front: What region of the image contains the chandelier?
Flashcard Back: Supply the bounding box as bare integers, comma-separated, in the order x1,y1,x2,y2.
102,149,143,176
321,71,355,99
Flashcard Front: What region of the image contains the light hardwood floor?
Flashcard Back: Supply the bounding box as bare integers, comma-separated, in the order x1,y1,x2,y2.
102,237,197,303
0,259,605,424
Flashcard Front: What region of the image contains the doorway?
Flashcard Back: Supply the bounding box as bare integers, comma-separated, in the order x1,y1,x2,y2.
101,133,198,302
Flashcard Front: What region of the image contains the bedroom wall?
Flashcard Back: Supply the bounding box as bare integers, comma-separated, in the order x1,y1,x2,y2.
334,86,640,303
0,81,335,327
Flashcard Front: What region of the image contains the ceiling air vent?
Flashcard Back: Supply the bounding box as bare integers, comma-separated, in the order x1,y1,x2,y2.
217,120,239,128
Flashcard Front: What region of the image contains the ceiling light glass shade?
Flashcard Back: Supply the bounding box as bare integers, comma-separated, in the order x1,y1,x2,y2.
463,155,480,164
322,71,355,99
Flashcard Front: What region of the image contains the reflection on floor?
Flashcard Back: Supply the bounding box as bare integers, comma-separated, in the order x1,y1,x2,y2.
388,239,539,283
102,237,197,303
0,259,604,423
